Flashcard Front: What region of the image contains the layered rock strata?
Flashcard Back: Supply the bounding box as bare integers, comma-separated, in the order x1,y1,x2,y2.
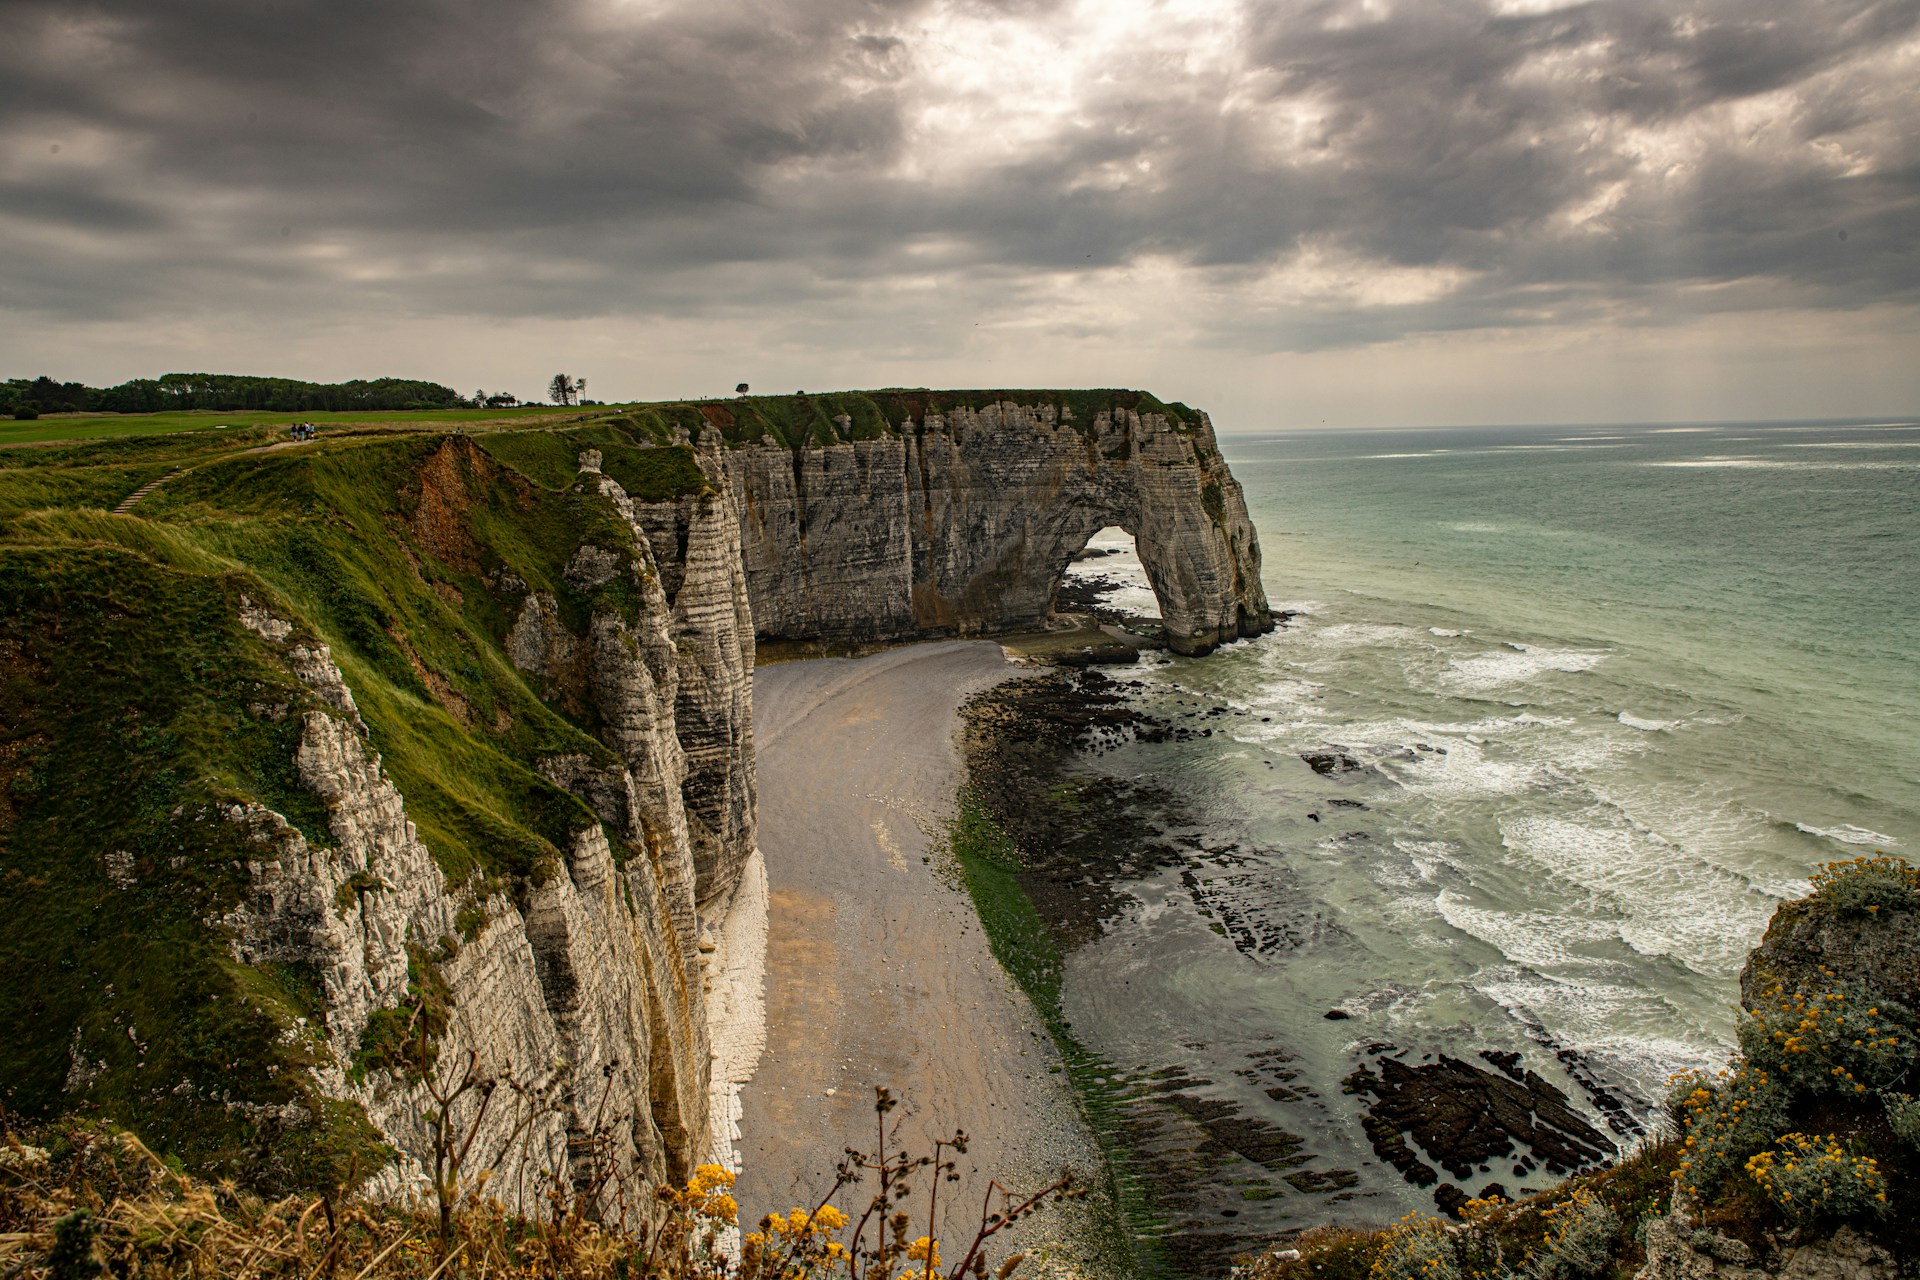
228,598,710,1224
728,401,1271,655
219,441,763,1223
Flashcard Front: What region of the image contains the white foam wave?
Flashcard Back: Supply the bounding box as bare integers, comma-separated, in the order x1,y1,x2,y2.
1441,642,1608,692
1785,440,1920,448
1449,522,1504,533
1434,892,1621,969
1394,840,1462,883
1643,458,1917,471
1429,627,1469,637
1306,621,1427,647
1476,970,1721,1086
1617,712,1680,732
1795,822,1899,848
1499,814,1771,976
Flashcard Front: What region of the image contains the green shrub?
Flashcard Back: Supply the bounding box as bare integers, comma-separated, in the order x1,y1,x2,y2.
1365,1215,1462,1280
1743,1133,1887,1225
1668,1066,1793,1199
1885,1094,1920,1152
1518,1187,1618,1279
1808,854,1920,915
1740,979,1918,1096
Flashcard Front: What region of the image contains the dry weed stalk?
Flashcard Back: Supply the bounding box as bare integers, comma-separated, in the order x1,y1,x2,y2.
2,1087,1081,1280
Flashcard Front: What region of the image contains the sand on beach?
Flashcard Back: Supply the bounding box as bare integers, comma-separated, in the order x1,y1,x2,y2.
735,641,1114,1271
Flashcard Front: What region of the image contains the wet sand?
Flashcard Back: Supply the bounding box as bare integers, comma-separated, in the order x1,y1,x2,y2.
736,641,1111,1269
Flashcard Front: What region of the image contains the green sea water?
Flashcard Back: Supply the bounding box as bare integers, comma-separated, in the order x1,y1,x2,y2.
1054,418,1920,1235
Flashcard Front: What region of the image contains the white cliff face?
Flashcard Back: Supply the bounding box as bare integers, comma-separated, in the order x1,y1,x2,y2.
202,403,1254,1220
726,403,1272,656
624,441,758,904
227,569,725,1219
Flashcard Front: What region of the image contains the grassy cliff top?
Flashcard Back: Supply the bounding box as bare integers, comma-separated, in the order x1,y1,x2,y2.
4,388,1202,451
0,422,722,1191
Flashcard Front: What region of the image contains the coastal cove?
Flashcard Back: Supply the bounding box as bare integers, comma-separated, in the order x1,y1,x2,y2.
4,402,1917,1280
944,417,1920,1259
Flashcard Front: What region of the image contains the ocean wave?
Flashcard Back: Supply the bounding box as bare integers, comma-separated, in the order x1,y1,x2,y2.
1643,458,1918,471
1794,821,1899,848
1305,621,1428,647
1440,642,1608,691
1429,627,1469,637
1617,712,1680,732
1785,440,1920,448
1434,892,1621,969
1476,970,1719,1092
1499,814,1771,976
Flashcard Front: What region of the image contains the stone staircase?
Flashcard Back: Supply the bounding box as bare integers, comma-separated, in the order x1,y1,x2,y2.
112,467,187,514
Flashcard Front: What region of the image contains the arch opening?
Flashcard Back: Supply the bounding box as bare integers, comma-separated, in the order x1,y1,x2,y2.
1050,524,1164,628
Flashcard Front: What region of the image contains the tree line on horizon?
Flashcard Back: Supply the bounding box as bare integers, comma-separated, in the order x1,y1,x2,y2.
0,373,570,418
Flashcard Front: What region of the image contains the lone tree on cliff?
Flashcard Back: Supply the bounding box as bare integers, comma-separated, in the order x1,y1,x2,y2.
547,373,579,406
736,382,750,396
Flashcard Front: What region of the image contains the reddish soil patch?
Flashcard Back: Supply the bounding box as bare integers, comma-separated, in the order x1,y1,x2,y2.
409,437,488,571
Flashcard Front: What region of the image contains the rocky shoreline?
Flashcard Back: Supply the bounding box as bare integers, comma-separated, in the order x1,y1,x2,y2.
957,584,1654,1274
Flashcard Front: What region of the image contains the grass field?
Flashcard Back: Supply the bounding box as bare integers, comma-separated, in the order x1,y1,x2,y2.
0,405,606,446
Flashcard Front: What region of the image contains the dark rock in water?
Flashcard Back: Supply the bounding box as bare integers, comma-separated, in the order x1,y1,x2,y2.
1181,862,1351,958
1055,640,1144,667
1328,798,1368,810
1306,812,1320,822
1301,750,1363,776
1480,1049,1524,1081
1324,1009,1352,1021
1356,1109,1439,1187
1284,1167,1360,1194
1433,1183,1470,1219
1480,1182,1510,1203
1347,1049,1615,1188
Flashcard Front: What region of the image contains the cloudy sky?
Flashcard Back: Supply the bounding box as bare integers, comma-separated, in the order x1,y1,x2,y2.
3,0,1916,428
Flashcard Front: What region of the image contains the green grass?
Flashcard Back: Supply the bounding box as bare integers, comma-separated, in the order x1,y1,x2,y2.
946,790,1165,1280
0,547,389,1194
0,405,600,446
0,424,706,1194
3,389,1199,450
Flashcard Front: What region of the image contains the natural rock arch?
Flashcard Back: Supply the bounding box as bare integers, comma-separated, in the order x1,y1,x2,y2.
724,395,1273,655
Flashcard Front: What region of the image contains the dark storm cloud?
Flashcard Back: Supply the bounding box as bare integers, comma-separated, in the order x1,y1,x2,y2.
0,0,1915,349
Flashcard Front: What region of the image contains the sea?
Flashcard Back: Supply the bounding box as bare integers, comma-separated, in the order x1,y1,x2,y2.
1054,417,1920,1235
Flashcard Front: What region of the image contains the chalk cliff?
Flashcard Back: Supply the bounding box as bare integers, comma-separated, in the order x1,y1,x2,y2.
720,393,1271,655
0,388,1267,1226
